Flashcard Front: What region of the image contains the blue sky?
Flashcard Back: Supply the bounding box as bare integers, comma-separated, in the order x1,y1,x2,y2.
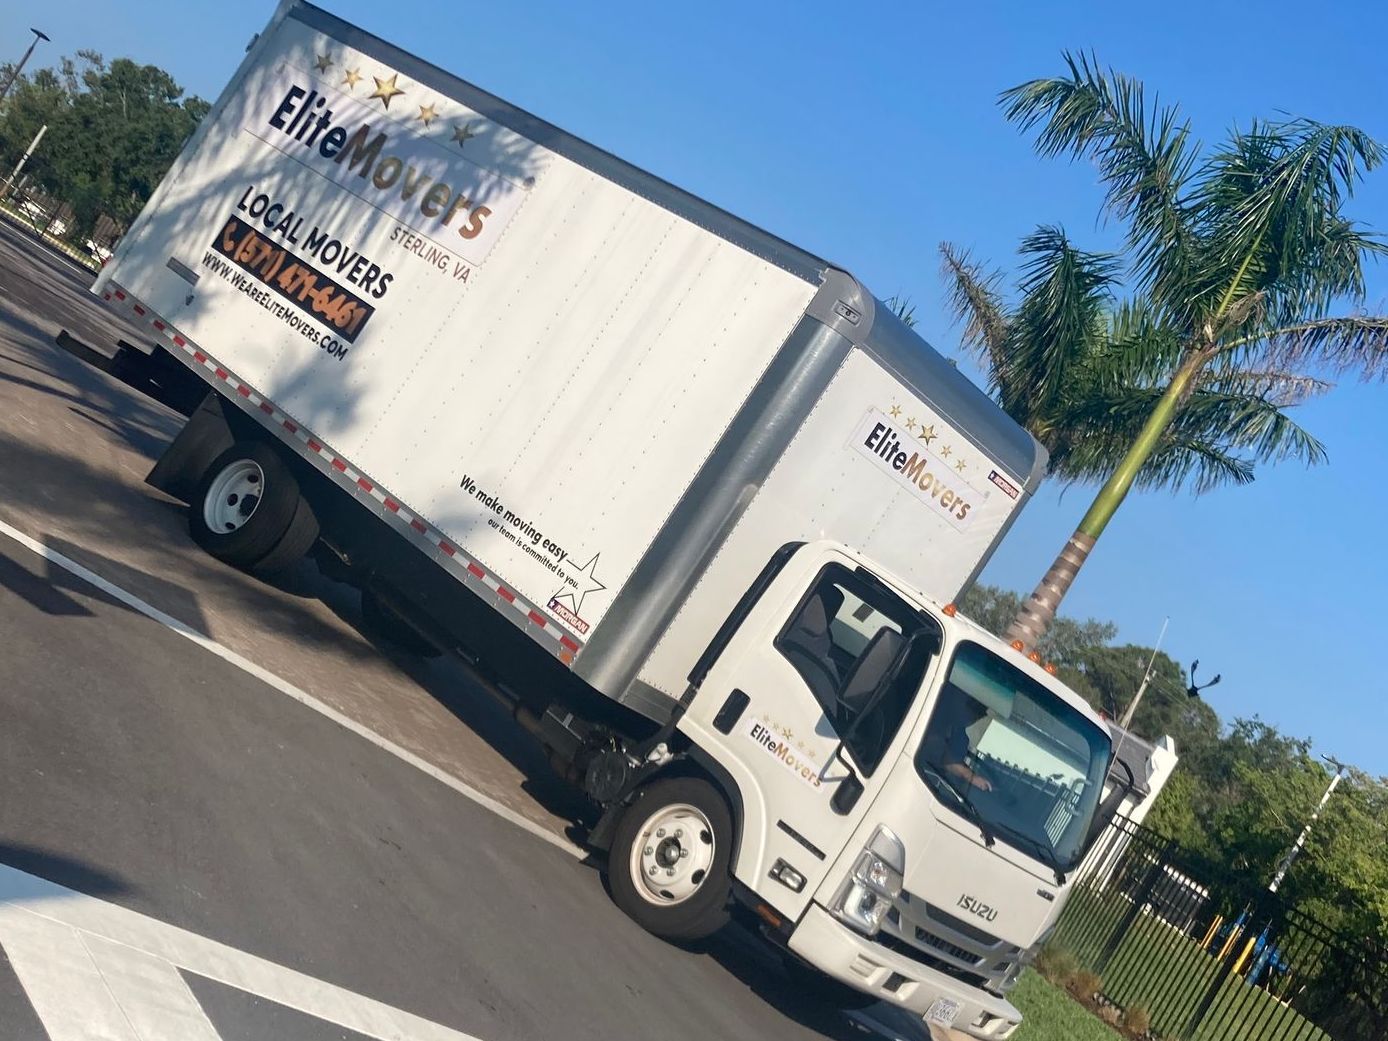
5,0,1386,774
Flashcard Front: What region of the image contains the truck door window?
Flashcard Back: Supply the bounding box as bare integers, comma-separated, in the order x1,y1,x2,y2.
775,565,937,774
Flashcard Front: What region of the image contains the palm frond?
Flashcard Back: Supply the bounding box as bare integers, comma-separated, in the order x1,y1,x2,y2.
1201,366,1334,407
1052,402,1258,492
1094,298,1185,388
999,51,1199,312
1001,226,1120,412
938,243,1007,374
885,294,918,329
1169,390,1328,469
1235,315,1388,380
1047,377,1326,494
1200,121,1386,326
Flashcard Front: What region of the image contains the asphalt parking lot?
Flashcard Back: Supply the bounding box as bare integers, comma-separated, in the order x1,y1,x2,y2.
0,217,930,1040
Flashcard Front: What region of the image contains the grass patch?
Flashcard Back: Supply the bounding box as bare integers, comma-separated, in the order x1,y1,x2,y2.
1053,886,1331,1041
1012,970,1125,1041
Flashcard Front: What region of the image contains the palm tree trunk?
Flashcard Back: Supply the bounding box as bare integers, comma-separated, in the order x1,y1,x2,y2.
1004,352,1205,652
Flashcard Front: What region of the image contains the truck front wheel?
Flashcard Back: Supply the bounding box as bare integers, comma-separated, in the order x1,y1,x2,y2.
608,777,733,942
190,442,318,573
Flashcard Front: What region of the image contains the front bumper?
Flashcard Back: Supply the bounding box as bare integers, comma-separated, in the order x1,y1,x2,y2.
788,904,1020,1039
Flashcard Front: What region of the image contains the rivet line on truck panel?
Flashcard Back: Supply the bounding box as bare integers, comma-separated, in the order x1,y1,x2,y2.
98,283,583,667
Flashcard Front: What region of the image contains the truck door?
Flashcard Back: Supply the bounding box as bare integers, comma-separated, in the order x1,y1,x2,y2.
679,544,942,920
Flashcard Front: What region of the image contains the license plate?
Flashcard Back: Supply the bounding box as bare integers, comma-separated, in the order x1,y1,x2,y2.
925,997,962,1026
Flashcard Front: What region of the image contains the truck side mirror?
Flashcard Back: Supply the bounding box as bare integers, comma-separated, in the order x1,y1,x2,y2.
1084,755,1136,851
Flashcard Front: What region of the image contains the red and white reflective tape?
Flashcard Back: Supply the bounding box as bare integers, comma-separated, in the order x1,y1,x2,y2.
98,282,583,664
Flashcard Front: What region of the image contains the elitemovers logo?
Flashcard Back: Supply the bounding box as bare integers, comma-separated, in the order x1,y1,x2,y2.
746,718,823,789
852,407,986,529
252,70,528,266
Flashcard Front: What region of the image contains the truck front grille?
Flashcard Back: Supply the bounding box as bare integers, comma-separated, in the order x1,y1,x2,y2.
874,930,990,990
875,891,1024,991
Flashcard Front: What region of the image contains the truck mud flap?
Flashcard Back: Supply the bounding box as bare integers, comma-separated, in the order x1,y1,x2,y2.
145,392,244,504
54,330,207,416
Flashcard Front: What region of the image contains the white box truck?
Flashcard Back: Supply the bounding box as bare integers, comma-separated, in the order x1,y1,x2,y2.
90,2,1132,1034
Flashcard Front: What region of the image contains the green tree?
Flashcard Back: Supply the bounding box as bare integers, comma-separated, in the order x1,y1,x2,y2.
992,54,1388,650
0,52,208,240
941,229,1327,493
959,582,1115,668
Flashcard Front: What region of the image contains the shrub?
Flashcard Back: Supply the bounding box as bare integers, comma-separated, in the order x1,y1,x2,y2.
1099,1005,1121,1026
1124,1004,1151,1036
1034,943,1080,983
1069,970,1103,1001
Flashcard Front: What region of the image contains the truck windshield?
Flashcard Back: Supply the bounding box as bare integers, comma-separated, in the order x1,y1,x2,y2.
914,641,1111,872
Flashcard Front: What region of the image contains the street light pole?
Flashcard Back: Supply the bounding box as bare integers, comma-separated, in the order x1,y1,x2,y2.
0,28,51,106
1268,755,1346,894
1119,616,1169,729
0,122,46,202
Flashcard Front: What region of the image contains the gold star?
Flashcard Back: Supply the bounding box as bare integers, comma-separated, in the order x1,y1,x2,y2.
955,458,967,473
888,404,902,418
341,68,362,89
939,444,952,458
370,72,405,109
906,416,917,432
452,121,479,148
314,54,333,73
919,424,937,444
417,102,438,126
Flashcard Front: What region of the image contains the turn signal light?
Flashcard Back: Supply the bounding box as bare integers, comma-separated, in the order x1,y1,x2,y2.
942,603,957,616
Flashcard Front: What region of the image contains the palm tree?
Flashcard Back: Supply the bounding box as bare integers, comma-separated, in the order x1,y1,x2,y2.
990,53,1388,651
941,227,1328,496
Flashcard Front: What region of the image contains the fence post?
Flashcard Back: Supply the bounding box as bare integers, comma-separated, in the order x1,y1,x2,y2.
1094,835,1174,973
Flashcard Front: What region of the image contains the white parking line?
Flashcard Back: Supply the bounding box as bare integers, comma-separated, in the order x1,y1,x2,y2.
0,517,585,860
0,863,486,1040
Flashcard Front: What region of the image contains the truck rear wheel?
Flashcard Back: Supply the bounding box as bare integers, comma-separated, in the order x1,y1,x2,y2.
190,442,317,573
607,777,732,942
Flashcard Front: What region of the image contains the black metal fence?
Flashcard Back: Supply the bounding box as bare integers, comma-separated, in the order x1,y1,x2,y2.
0,177,116,270
1053,815,1387,1041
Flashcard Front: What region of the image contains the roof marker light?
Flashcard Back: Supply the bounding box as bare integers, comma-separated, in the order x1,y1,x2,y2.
942,603,957,617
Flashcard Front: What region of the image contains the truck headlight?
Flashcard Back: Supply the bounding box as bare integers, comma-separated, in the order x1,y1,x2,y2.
831,828,904,937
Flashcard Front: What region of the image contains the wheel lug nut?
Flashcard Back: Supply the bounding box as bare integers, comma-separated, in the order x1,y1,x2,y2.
644,846,653,855
648,866,658,876
675,828,683,838
680,849,689,858
656,828,666,837
666,868,675,876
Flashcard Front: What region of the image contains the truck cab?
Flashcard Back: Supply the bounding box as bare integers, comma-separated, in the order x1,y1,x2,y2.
607,540,1116,1037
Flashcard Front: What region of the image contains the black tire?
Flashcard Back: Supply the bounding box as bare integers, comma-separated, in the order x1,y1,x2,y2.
251,493,320,575
189,441,304,570
361,588,442,657
607,777,733,942
782,956,879,1010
